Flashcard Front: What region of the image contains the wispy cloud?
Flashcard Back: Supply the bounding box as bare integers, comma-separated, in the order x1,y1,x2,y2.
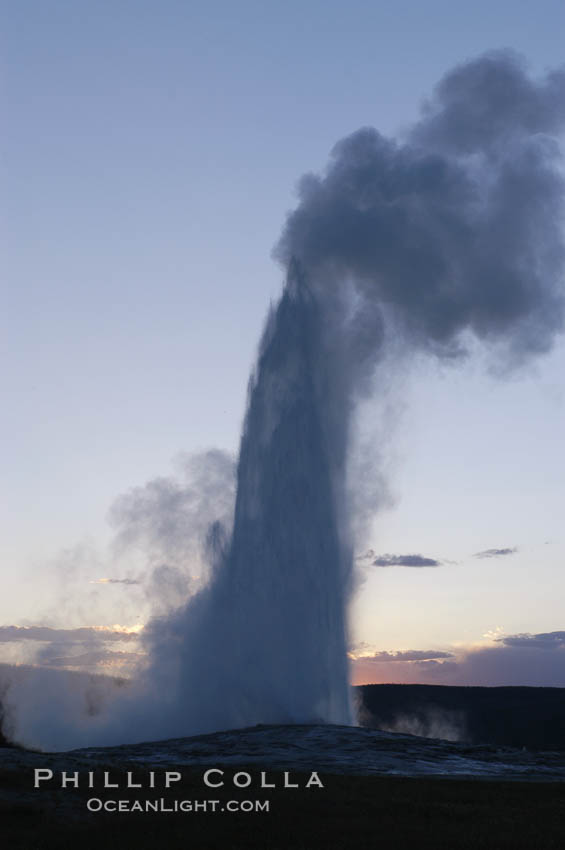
474,547,517,559
90,578,141,586
0,626,141,643
371,553,441,568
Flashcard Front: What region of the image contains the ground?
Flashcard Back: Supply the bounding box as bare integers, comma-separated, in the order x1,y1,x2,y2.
2,758,565,849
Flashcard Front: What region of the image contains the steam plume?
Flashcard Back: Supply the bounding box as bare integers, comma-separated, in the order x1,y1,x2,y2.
276,50,565,367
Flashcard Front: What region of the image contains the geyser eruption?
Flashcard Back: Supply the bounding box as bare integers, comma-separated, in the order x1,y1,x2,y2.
222,264,353,724
133,261,355,734
5,50,565,750
125,263,355,739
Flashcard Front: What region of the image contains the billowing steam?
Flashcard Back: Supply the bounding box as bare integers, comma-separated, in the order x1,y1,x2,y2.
276,50,565,368
5,51,565,750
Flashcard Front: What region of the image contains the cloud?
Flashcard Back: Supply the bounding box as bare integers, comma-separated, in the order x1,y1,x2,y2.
90,578,141,586
352,630,565,687
496,630,565,649
362,546,519,567
0,626,139,644
0,626,146,676
474,547,517,559
371,553,441,567
353,649,454,663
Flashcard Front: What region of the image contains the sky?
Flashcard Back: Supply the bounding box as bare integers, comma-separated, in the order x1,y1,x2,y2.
2,0,565,687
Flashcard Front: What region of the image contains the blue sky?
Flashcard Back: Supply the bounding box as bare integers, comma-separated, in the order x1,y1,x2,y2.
2,0,565,684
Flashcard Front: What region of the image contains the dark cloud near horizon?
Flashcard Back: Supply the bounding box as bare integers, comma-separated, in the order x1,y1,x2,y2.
497,630,565,649
276,50,565,367
474,547,517,559
353,630,565,687
372,554,441,568
359,649,454,663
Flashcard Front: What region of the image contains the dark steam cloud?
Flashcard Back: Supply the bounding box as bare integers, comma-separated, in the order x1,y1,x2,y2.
371,554,441,568
276,50,565,366
474,547,517,559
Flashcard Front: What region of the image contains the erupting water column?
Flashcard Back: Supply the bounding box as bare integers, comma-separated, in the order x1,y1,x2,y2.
218,259,352,727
